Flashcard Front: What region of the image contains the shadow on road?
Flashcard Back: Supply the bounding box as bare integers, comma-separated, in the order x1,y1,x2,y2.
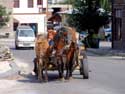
17,71,86,83
17,72,61,83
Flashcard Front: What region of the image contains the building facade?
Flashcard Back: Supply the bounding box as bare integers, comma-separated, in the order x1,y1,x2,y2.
0,0,13,34
112,0,125,50
13,0,47,35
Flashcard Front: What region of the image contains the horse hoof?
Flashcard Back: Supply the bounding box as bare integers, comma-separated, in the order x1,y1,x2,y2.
31,71,36,76
66,77,73,80
44,79,48,82
38,78,42,82
65,77,69,80
69,77,73,80
38,80,43,83
60,77,65,81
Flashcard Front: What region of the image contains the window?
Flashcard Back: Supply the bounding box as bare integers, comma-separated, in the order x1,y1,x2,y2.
19,30,35,37
14,0,20,8
28,0,34,8
115,9,122,18
37,0,43,5
48,0,52,4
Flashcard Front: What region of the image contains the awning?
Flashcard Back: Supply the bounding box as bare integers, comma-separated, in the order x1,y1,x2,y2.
13,18,19,23
48,13,62,22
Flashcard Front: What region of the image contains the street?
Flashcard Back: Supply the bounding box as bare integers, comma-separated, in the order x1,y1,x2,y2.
0,39,125,94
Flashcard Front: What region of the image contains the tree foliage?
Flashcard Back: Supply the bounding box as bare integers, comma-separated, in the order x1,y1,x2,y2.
0,5,10,28
99,0,111,12
66,0,111,48
67,0,110,33
61,0,75,4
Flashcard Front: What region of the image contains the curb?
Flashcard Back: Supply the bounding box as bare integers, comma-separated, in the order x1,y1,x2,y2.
87,48,111,56
0,38,14,42
87,48,125,57
0,60,20,79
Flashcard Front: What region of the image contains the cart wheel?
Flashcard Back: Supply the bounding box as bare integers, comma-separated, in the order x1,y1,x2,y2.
80,58,89,79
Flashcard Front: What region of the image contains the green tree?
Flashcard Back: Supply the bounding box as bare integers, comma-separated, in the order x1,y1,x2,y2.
61,0,75,4
67,0,110,48
99,0,111,12
0,5,10,28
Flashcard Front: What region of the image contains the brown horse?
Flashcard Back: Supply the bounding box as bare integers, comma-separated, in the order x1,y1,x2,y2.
53,27,68,80
34,34,50,82
64,27,79,79
53,26,78,80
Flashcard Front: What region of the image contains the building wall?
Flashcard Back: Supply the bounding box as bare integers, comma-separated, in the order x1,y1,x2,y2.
14,14,47,34
13,0,47,14
114,0,124,4
112,0,125,50
0,0,13,34
13,0,47,34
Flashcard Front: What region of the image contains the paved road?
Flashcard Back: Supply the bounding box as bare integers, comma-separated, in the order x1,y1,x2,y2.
0,39,125,94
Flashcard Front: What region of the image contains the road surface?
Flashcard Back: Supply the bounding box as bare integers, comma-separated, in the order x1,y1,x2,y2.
0,38,125,94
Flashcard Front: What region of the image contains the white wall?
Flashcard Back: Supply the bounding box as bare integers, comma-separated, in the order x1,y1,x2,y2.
13,0,47,13
14,14,47,34
13,0,37,13
13,0,48,35
43,0,47,8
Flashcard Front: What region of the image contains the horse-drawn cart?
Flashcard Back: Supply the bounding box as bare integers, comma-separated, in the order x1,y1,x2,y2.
78,44,89,79
46,43,89,79
34,27,89,82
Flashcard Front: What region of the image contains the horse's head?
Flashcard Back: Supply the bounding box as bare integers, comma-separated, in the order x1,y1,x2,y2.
35,34,49,57
56,27,69,46
54,26,78,51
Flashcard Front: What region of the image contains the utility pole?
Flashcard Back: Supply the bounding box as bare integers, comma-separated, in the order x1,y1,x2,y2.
111,0,114,49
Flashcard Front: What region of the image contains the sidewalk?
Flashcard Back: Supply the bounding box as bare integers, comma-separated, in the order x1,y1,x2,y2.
87,41,125,57
0,45,19,79
0,60,19,78
0,38,15,42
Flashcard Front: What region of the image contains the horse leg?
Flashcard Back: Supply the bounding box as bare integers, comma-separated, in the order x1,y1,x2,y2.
38,58,43,82
57,59,62,78
41,69,44,79
69,54,74,79
69,59,73,78
60,63,64,81
33,58,38,76
44,62,48,82
66,59,70,79
61,57,64,78
57,57,64,80
72,50,79,73
44,68,48,82
66,51,74,80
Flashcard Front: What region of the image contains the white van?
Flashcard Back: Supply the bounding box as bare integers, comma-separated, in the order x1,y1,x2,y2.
15,25,35,49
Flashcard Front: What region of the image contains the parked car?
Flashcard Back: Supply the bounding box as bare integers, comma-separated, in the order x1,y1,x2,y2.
15,25,35,49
